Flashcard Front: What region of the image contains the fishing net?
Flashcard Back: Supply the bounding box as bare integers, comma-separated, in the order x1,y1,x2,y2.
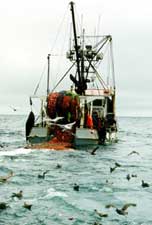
47,91,80,122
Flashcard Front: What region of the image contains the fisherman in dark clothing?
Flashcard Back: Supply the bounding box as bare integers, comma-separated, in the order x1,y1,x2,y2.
92,111,106,144
105,113,117,132
97,118,106,144
92,111,98,128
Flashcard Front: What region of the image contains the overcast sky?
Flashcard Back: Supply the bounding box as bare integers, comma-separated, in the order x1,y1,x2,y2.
0,0,152,116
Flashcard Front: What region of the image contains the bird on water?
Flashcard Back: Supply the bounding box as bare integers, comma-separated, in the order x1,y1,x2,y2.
94,209,108,217
23,202,32,210
126,174,131,181
0,171,13,183
38,170,49,179
11,190,23,199
0,202,9,210
141,180,150,188
56,163,62,169
73,183,79,191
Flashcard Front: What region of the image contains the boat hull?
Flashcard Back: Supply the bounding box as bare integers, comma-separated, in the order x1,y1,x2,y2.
74,128,99,147
26,125,102,150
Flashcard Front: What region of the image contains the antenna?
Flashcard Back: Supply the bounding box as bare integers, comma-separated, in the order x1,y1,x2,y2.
47,54,51,95
96,15,101,45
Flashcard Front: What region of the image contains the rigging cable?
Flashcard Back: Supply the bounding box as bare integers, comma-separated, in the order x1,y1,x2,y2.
86,36,110,80
33,5,69,95
48,4,69,90
110,40,116,89
53,12,71,88
49,5,69,53
90,62,108,89
51,62,76,93
33,63,47,95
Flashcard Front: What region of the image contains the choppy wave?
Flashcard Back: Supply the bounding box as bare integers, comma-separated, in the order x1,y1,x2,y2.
0,115,152,224
0,148,32,156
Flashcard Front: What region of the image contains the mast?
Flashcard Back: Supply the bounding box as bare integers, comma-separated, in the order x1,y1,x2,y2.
70,2,81,84
81,28,85,84
47,54,50,95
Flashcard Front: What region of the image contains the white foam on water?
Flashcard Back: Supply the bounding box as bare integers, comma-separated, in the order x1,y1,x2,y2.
0,148,33,156
42,188,68,198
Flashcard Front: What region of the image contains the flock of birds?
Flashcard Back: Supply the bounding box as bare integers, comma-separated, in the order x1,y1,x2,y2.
0,147,150,224
0,171,32,211
89,147,150,224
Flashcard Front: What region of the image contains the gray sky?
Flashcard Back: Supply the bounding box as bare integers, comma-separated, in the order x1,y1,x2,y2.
0,0,152,116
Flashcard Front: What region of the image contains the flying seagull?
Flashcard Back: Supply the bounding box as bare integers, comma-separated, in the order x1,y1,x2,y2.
110,162,121,173
56,121,76,131
44,117,64,123
90,146,99,155
9,106,17,111
105,203,136,216
128,151,140,156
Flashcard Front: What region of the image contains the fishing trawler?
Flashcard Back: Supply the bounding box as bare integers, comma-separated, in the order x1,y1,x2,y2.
25,2,117,150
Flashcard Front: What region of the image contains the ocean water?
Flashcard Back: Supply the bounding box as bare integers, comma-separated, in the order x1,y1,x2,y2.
0,115,152,225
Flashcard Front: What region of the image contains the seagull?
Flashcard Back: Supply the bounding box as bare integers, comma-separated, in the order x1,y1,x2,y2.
94,209,108,217
47,121,76,131
92,222,103,225
110,162,121,173
105,180,114,185
68,217,74,221
128,150,140,156
116,203,136,215
90,146,99,155
0,171,13,183
141,180,150,188
11,190,23,199
105,204,116,209
56,164,62,169
9,106,17,111
115,162,121,167
56,121,76,131
105,203,136,216
38,170,49,179
110,166,117,173
131,174,137,178
0,202,9,210
44,117,64,123
73,183,79,191
23,202,32,210
126,174,131,181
